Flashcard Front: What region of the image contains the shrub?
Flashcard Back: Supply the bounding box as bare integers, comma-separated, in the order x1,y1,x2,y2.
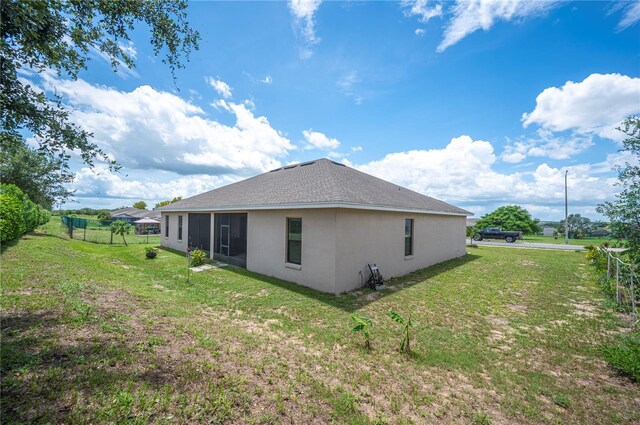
0,183,51,242
191,249,206,267
145,247,158,253
110,221,132,246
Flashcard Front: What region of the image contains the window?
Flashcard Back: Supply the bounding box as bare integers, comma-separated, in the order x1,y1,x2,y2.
165,215,169,238
287,218,302,265
404,219,413,256
178,215,183,241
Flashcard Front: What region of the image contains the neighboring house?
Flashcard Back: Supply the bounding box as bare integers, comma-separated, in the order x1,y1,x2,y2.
542,227,557,237
110,207,161,223
158,158,471,295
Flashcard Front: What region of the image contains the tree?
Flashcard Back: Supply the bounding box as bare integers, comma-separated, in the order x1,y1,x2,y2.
1,0,199,205
132,201,147,210
110,221,132,246
96,211,111,221
558,214,593,239
597,117,640,263
0,135,73,209
474,205,541,235
154,196,182,209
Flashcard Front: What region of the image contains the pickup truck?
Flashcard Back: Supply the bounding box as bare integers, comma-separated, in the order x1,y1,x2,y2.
472,228,522,243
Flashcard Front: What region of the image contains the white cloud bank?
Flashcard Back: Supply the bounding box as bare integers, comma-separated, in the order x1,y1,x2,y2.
35,73,292,177
501,130,594,163
522,73,640,141
357,135,617,215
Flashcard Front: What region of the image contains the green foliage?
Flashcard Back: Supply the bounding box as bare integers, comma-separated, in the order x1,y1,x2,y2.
597,117,640,264
1,0,199,198
145,247,158,254
552,394,571,409
0,134,73,209
191,249,206,267
132,201,147,210
154,197,183,209
96,211,111,221
603,332,640,382
351,314,373,349
387,311,416,352
474,205,541,235
110,221,132,246
0,183,50,242
558,214,593,238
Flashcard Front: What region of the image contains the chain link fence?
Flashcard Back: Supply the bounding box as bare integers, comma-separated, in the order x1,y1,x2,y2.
60,216,160,245
589,247,638,324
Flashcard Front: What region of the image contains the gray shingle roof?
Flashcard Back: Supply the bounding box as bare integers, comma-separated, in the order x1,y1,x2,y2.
111,207,160,219
157,158,470,216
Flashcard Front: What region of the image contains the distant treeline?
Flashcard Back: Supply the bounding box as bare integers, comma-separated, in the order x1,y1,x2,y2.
52,208,111,216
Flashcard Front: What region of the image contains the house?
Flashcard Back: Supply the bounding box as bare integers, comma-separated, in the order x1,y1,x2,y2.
110,207,161,223
158,158,471,294
466,218,479,228
542,227,557,237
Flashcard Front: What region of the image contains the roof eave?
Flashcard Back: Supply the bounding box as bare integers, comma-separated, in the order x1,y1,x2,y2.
158,201,471,217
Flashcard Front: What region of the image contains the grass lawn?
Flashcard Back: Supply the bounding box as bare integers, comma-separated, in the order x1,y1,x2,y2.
2,220,639,424
521,235,620,247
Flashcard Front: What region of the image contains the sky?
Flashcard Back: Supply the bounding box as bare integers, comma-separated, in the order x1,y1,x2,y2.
26,0,640,220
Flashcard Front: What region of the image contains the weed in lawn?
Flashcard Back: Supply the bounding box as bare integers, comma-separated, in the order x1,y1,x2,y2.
552,394,571,409
471,412,492,425
351,314,373,349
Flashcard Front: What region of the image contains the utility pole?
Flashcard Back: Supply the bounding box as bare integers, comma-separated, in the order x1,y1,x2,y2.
564,170,569,245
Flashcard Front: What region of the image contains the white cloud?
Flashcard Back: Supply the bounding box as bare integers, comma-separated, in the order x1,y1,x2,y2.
351,146,363,152
34,73,292,178
522,73,640,141
205,77,233,99
118,41,137,59
72,165,237,202
402,0,443,22
261,75,273,85
415,28,426,36
437,0,560,52
356,135,618,212
501,130,594,163
337,71,364,104
302,129,340,150
502,151,527,163
289,0,323,58
613,0,640,30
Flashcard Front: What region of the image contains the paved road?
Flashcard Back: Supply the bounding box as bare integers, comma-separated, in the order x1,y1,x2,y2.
472,240,626,252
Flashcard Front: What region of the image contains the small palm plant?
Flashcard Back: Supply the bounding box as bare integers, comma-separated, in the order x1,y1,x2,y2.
351,314,373,349
388,311,415,352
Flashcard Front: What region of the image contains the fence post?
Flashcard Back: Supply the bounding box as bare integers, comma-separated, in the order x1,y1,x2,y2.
616,260,620,304
631,272,637,322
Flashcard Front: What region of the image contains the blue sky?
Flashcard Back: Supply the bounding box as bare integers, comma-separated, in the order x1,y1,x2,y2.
32,0,639,220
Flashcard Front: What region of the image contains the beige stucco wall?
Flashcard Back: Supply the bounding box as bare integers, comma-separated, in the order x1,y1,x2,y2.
161,209,466,295
334,210,467,294
246,209,337,294
160,212,189,252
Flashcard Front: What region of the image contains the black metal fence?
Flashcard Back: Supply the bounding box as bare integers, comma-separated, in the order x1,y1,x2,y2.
59,216,160,245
